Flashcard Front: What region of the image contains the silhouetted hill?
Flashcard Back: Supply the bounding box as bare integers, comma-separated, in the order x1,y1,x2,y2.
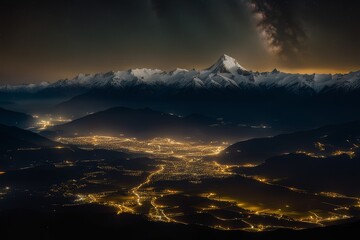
0,107,34,127
0,124,57,151
46,106,273,142
244,153,360,196
218,121,360,164
1,204,359,240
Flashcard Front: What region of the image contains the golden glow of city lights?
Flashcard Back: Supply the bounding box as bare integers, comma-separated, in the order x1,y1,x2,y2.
53,135,359,232
0,186,11,200
75,193,135,214
295,151,326,158
332,150,356,158
34,115,72,130
314,142,326,151
132,165,165,206
299,211,351,226
56,135,232,225
58,135,226,159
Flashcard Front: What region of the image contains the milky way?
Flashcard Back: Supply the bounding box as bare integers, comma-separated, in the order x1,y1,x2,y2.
249,0,307,60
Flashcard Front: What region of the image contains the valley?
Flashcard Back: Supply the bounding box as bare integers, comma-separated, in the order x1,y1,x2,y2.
47,133,359,231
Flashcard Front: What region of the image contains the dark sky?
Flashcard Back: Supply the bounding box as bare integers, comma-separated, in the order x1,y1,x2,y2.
1,0,360,84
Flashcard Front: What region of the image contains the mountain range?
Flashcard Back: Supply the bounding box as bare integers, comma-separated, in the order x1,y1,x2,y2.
2,54,360,97
1,55,360,130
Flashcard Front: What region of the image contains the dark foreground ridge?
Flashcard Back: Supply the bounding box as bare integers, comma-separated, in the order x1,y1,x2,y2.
1,204,359,240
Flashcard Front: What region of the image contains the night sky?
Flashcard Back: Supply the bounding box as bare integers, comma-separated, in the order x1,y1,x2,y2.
1,0,360,84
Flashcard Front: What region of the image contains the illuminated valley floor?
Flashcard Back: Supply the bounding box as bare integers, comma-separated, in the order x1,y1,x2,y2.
54,136,360,231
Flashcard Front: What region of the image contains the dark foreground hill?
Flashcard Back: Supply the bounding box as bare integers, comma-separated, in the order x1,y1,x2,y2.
218,120,360,164
0,124,57,152
1,204,359,240
0,107,34,128
243,153,360,196
215,120,360,196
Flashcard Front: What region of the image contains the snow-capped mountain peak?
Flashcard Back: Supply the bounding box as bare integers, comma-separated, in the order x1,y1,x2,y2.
205,54,247,75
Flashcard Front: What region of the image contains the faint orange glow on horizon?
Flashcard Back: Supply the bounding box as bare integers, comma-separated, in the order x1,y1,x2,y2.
279,67,360,75
3,62,360,85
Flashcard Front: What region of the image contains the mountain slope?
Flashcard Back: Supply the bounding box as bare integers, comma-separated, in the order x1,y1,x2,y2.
1,206,359,240
0,124,58,151
217,120,360,164
0,107,34,127
243,153,360,196
45,106,273,142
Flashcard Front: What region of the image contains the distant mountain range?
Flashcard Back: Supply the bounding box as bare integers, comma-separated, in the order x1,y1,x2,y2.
2,55,360,130
2,54,360,98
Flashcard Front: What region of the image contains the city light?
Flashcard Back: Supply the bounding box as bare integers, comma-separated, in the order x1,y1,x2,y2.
51,135,359,231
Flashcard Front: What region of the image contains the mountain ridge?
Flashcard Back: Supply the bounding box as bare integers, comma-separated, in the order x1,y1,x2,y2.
0,124,58,151
1,55,360,95
216,120,360,164
0,107,34,127
44,106,274,142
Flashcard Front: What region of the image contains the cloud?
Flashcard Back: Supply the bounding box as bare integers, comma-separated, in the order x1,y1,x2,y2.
249,0,307,60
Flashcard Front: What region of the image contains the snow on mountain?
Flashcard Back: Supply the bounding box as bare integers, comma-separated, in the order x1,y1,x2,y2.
1,55,360,94
0,81,50,93
204,54,247,75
